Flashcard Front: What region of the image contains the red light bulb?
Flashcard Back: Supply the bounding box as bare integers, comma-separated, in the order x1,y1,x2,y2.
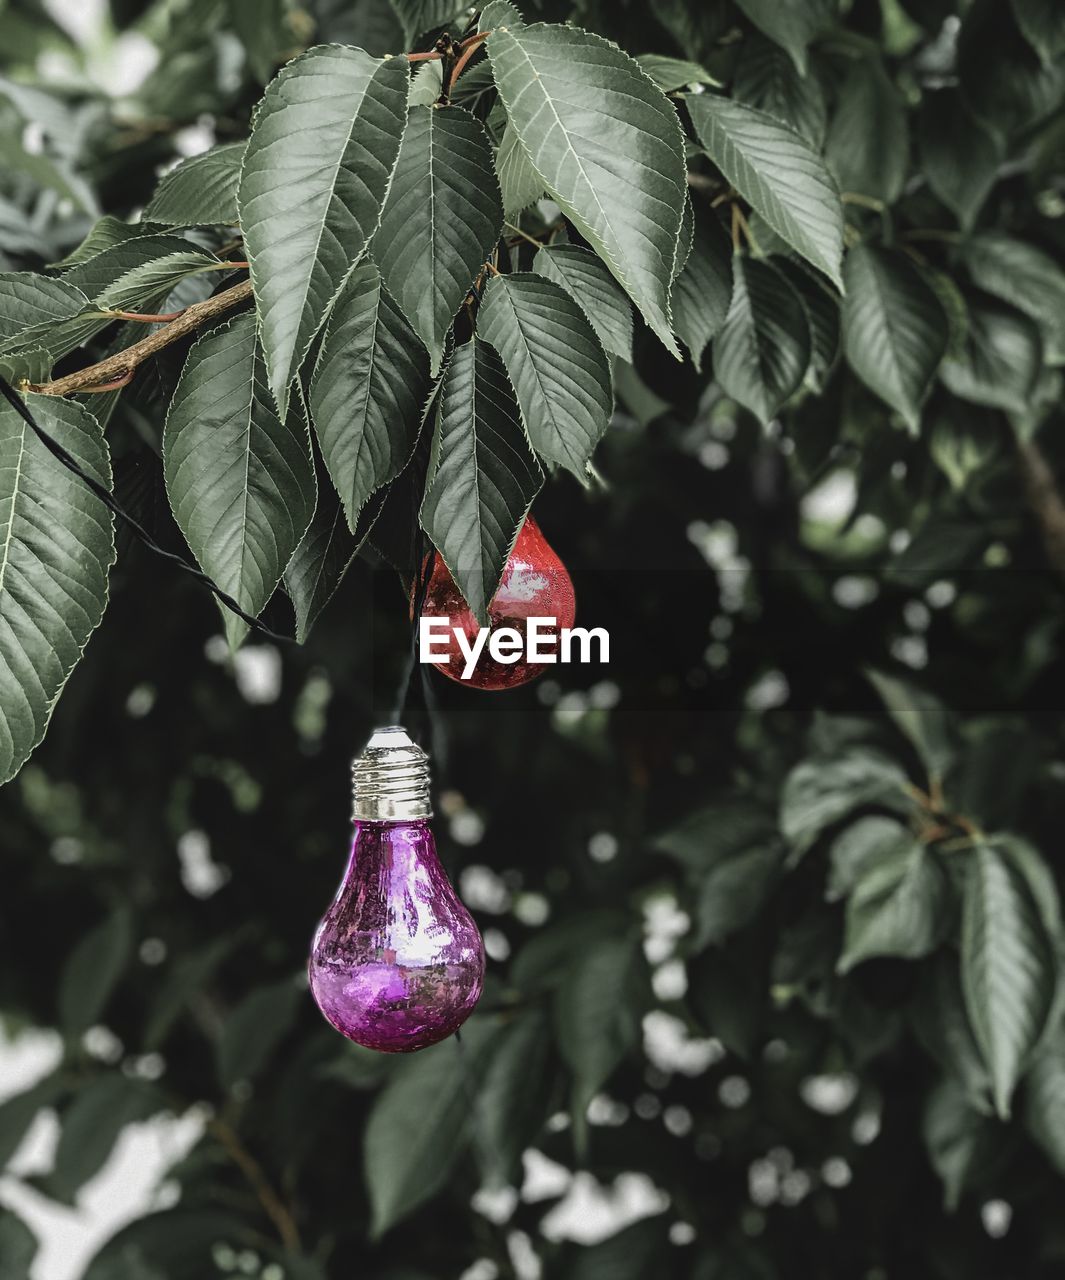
419,515,576,690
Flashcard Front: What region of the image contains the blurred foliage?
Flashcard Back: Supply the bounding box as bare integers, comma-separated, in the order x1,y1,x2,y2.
2,1,1065,1279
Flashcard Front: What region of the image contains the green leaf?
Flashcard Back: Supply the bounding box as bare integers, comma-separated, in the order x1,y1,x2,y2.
838,841,947,973
58,907,134,1036
228,0,294,82
958,0,1064,137
923,1080,994,1212
364,1018,496,1236
613,361,670,426
496,121,546,219
777,258,840,393
163,313,316,649
49,217,167,271
310,261,430,530
674,189,694,282
733,32,827,145
389,0,466,42
61,234,215,301
0,395,114,786
842,245,948,430
372,104,501,374
476,1007,550,1186
420,339,542,623
555,932,644,1114
951,723,1041,836
489,22,688,355
826,57,908,204
477,272,612,477
218,977,302,1089
910,954,992,1112
961,232,1065,365
83,1210,244,1280
511,910,626,993
939,299,1042,414
144,142,245,226
1010,0,1065,66
19,237,228,365
0,1071,68,1169
635,54,720,92
0,1211,37,1276
0,273,88,352
961,842,1057,1118
654,799,777,872
284,470,384,644
238,45,410,413
408,58,443,108
144,934,246,1051
997,835,1061,936
690,935,767,1060
568,1221,670,1280
688,94,844,288
1025,1024,1065,1174
693,845,782,950
887,517,987,583
712,255,810,424
827,816,911,902
533,244,634,363
917,90,1001,231
480,1,524,31
48,1075,162,1203
734,0,829,74
780,750,911,857
671,209,732,372
868,670,957,782
0,131,96,214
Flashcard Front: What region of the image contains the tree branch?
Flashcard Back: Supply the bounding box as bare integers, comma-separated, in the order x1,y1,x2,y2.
25,279,254,397
208,1116,301,1253
1016,434,1065,579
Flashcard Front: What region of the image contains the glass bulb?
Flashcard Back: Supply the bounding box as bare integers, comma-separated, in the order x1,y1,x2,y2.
420,514,576,689
308,727,484,1053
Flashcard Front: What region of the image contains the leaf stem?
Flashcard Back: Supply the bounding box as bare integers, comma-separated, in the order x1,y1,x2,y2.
25,278,254,397
733,205,759,254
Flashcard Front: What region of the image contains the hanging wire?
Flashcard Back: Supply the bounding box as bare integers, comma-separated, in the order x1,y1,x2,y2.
0,375,295,644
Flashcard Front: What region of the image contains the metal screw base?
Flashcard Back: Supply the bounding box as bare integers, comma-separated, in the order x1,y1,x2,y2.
351,726,432,822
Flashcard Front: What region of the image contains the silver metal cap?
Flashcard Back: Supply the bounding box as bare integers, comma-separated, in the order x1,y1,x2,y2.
351,725,432,821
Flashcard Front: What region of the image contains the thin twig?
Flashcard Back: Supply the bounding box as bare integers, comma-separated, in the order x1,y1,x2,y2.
841,192,886,212
80,371,135,394
504,221,544,249
208,1117,301,1252
108,308,188,324
26,279,254,397
450,31,488,83
407,51,441,62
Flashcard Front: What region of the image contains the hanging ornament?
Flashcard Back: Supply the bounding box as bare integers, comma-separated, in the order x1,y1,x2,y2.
420,514,576,690
309,727,484,1052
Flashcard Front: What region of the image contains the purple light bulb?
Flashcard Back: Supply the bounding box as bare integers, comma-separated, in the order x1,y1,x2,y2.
309,727,484,1053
